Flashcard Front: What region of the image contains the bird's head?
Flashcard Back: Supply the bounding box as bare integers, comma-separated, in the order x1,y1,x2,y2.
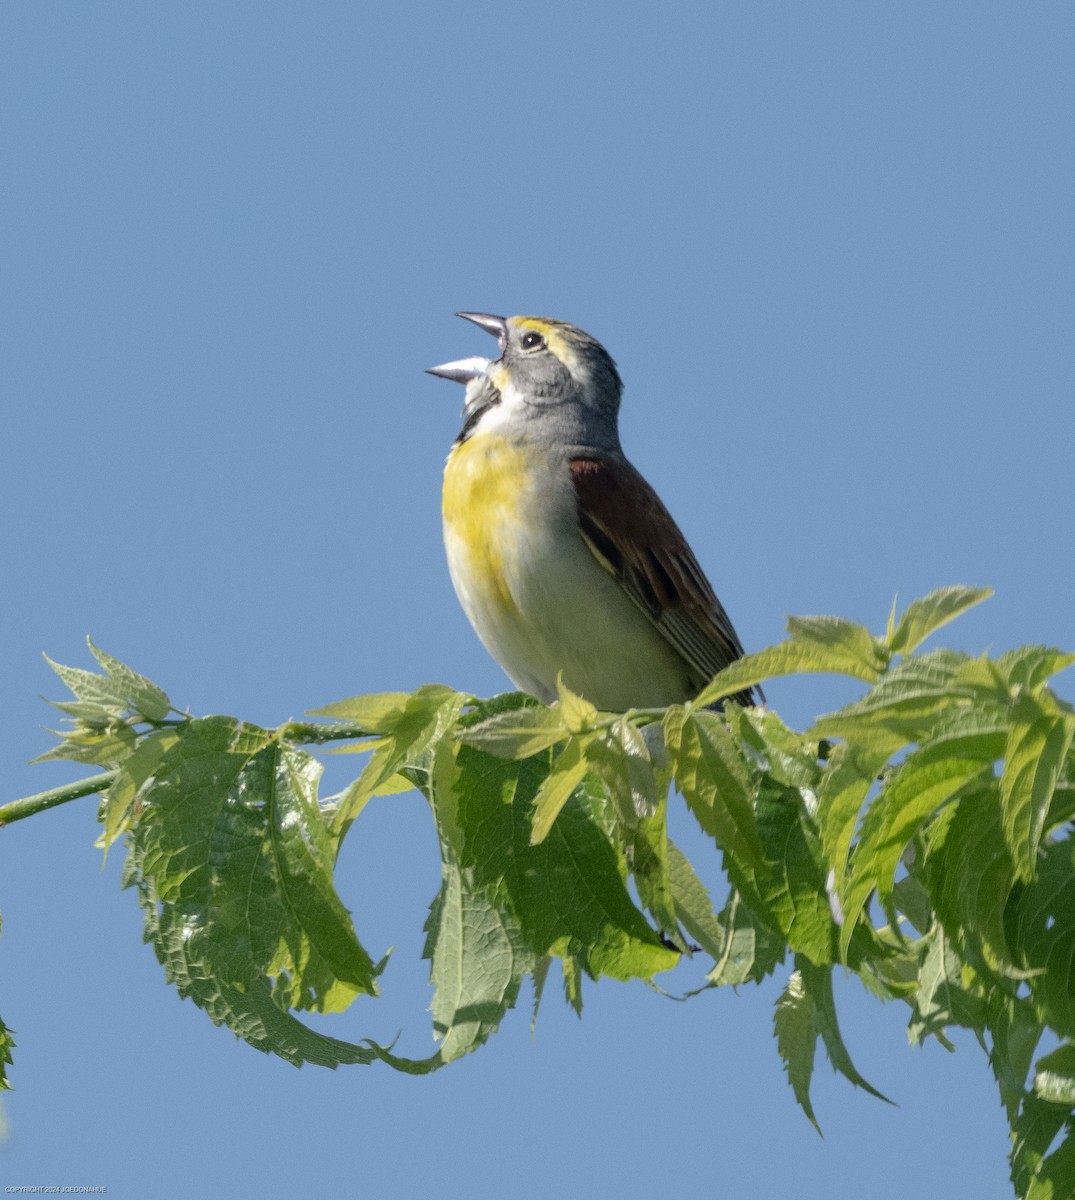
428,313,623,450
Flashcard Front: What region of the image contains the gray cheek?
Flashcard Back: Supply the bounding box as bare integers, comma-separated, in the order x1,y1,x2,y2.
517,357,576,401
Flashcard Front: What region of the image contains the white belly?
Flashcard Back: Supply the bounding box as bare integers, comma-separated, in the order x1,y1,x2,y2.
443,435,693,709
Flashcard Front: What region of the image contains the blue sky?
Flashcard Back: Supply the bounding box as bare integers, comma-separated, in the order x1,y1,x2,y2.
2,5,1072,1197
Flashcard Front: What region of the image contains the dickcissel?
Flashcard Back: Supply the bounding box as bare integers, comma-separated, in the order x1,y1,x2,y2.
428,313,758,711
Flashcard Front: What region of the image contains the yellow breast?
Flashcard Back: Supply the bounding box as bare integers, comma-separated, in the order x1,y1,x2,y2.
442,434,546,618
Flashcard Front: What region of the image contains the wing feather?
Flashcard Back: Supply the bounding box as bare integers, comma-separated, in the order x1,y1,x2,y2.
569,456,759,706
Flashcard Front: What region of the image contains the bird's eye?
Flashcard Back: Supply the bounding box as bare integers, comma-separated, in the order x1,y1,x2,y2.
520,330,546,351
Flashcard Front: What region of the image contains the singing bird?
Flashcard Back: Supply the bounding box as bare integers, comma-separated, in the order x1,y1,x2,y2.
428,313,758,711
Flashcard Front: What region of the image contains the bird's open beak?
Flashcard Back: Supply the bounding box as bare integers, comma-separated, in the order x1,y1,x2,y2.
427,312,508,382
456,312,508,352
425,355,491,383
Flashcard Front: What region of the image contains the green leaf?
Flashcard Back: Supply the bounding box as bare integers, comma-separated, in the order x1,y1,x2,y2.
840,752,988,954
260,742,381,1012
44,698,125,726
724,704,822,792
754,781,840,965
888,586,993,655
798,957,891,1103
816,741,892,895
86,639,171,721
32,721,138,768
583,716,661,827
1012,1095,1075,1200
1026,1129,1075,1200
664,708,764,872
310,691,414,732
457,703,568,759
530,736,591,844
1034,1045,1075,1106
448,746,678,984
125,717,382,1063
997,646,1075,693
98,726,182,851
693,640,882,708
1000,693,1074,882
928,782,1017,975
907,925,987,1044
1010,839,1075,1039
986,990,1043,1122
785,613,889,679
555,674,598,733
623,794,680,942
0,1011,13,1091
43,653,129,716
332,685,466,835
706,889,786,986
809,650,977,747
0,918,12,1091
422,856,534,1063
774,969,821,1133
667,840,727,962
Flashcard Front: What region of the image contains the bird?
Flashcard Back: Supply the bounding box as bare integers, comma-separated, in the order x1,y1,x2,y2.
427,313,758,712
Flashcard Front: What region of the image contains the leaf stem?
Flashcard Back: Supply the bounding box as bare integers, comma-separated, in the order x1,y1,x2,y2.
280,721,379,745
0,772,116,828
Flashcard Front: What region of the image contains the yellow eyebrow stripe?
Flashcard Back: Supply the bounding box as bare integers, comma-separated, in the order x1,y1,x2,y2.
513,316,574,368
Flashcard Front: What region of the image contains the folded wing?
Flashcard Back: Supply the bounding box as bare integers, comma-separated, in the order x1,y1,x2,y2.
569,455,759,706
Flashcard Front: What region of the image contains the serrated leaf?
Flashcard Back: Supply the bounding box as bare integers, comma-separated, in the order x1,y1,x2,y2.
725,704,822,792
785,614,888,679
332,685,466,835
816,741,892,895
42,653,128,715
706,889,786,986
1034,1045,1075,1106
693,640,883,708
665,708,764,871
1010,840,1075,1039
1000,693,1074,882
31,722,138,768
907,925,987,1044
555,674,598,733
125,717,382,1063
422,857,533,1063
798,956,891,1103
45,698,124,725
928,782,1017,976
530,737,590,844
1011,1095,1074,1200
457,703,568,759
87,639,171,721
99,726,182,850
0,920,12,1091
667,840,727,961
622,794,680,941
1025,1130,1075,1200
809,650,976,747
986,990,1043,1122
774,970,821,1133
840,752,988,954
754,781,839,965
997,646,1075,693
0,1011,13,1091
261,742,380,1012
448,745,677,984
888,586,992,655
584,717,661,826
912,705,1009,767
310,691,413,732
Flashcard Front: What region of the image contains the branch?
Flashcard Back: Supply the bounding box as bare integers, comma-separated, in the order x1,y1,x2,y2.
0,772,115,828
